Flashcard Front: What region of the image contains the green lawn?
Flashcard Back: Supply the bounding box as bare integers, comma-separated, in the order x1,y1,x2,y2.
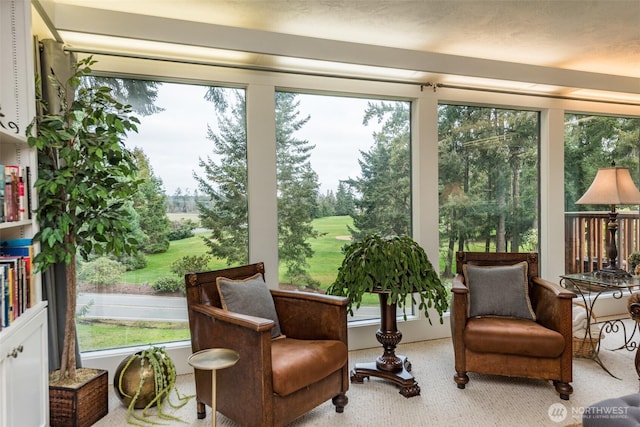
123,216,354,288
121,232,228,284
278,215,353,287
77,319,190,351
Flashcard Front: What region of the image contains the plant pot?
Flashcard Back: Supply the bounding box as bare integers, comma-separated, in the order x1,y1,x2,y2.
49,368,109,427
114,350,169,409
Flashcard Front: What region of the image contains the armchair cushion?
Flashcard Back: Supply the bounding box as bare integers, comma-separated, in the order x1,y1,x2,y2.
464,317,565,357
271,338,348,396
463,261,536,320
216,273,283,338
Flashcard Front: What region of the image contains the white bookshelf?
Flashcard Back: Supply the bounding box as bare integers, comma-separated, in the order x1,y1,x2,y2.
0,1,48,426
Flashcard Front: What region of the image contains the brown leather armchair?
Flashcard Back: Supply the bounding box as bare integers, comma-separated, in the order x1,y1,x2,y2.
185,262,349,426
451,252,576,399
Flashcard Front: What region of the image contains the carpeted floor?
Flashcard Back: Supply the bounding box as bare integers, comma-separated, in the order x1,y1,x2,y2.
94,320,639,427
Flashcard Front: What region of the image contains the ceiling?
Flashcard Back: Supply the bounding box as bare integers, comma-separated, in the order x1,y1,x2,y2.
34,0,640,101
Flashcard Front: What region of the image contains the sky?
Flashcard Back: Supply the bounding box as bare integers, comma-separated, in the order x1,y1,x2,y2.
123,82,383,195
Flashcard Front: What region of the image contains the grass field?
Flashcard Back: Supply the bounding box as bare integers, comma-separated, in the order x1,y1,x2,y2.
122,215,355,288
121,232,226,284
77,319,190,350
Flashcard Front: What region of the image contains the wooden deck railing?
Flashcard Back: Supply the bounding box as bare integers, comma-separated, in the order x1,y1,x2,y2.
565,211,640,274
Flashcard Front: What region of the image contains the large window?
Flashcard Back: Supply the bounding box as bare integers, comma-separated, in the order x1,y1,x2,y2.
77,80,247,352
74,58,638,361
275,92,412,319
437,104,540,283
564,114,640,274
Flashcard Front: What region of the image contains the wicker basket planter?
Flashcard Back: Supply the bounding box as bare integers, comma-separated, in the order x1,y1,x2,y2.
573,336,600,358
49,368,108,427
572,302,600,358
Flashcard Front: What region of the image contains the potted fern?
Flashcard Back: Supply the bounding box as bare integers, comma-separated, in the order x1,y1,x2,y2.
326,233,448,397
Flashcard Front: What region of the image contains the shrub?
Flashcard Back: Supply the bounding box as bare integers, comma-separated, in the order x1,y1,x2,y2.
168,219,197,241
115,252,148,271
78,257,125,287
151,276,184,294
170,254,212,277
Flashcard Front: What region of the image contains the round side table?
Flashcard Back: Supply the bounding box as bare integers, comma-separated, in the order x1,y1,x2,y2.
188,348,240,427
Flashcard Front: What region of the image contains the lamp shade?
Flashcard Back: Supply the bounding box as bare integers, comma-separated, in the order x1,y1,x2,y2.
576,165,640,206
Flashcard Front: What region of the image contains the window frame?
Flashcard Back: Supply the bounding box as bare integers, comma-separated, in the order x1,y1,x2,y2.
78,55,640,376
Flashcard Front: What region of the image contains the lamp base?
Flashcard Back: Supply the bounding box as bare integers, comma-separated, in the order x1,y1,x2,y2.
595,266,631,279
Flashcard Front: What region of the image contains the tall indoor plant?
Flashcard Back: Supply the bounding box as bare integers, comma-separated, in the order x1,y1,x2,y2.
27,56,141,383
327,233,448,397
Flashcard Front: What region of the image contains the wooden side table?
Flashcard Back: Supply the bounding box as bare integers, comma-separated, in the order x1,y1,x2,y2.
188,348,239,427
350,291,420,398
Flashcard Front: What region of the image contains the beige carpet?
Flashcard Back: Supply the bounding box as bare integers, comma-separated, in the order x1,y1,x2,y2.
94,321,640,427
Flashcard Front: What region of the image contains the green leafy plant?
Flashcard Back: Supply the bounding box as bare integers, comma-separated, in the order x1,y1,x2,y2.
115,346,193,426
327,233,448,324
27,56,141,382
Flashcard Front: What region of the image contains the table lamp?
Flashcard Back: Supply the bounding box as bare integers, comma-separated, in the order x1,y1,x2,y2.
576,161,640,278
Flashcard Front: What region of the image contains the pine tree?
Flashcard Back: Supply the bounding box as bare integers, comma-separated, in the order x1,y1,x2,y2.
196,90,321,283
276,92,321,286
335,181,355,216
346,101,411,240
133,148,171,254
194,89,249,265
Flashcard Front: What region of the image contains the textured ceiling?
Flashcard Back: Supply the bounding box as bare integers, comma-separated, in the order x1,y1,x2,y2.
49,0,640,79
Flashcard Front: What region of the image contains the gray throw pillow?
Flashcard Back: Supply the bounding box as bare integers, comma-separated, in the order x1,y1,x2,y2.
463,261,536,320
216,273,283,338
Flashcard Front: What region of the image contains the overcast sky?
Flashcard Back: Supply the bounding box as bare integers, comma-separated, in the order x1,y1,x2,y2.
123,82,382,195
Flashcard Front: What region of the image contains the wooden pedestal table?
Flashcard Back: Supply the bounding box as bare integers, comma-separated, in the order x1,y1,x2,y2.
188,348,240,427
350,291,420,397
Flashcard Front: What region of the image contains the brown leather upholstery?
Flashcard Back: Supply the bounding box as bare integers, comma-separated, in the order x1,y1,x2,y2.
451,252,576,400
185,263,349,426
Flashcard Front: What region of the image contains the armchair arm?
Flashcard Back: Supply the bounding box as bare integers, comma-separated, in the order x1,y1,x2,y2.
191,303,275,333
450,274,469,347
271,289,349,342
531,277,576,335
452,274,469,294
189,303,274,352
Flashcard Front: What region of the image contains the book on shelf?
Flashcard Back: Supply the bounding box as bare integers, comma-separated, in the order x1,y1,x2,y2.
0,239,33,330
0,266,5,331
1,165,31,223
25,166,31,219
0,164,4,222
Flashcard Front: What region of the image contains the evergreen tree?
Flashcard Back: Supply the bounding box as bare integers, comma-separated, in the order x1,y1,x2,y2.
133,148,171,253
81,76,164,116
195,90,320,282
315,190,336,218
335,181,355,216
437,105,539,274
346,101,411,240
565,114,640,212
276,92,321,285
194,89,249,265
